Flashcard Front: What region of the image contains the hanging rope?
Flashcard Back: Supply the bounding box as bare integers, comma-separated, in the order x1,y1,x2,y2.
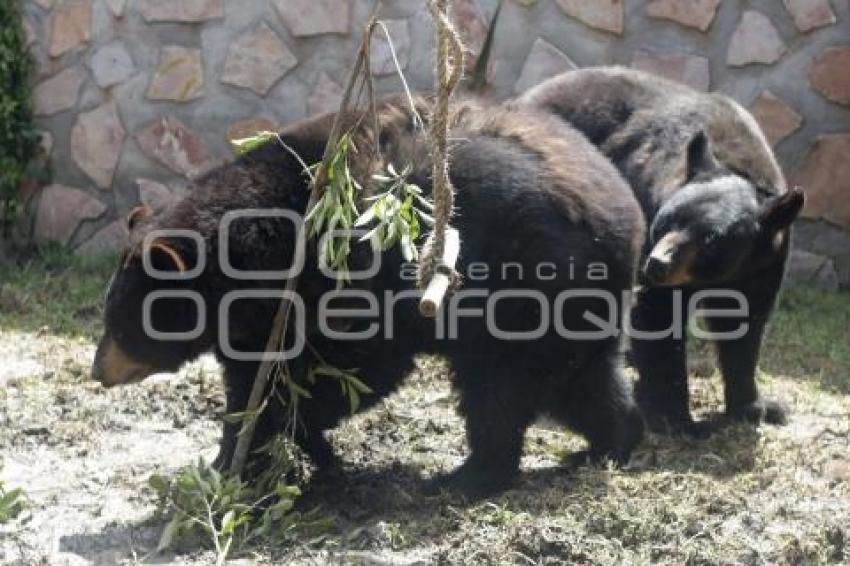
418,0,465,318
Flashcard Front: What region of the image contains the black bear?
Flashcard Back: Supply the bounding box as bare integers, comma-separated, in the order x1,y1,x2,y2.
516,67,805,435
91,97,646,495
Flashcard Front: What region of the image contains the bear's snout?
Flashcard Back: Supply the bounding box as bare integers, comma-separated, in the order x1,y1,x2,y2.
643,255,670,283
644,231,695,286
91,336,156,387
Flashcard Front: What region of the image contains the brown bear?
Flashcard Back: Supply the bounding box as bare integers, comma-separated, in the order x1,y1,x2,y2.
91,96,646,496
516,67,804,435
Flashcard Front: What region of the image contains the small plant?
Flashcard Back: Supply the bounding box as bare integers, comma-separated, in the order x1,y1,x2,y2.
0,460,26,523
0,484,25,523
150,438,329,564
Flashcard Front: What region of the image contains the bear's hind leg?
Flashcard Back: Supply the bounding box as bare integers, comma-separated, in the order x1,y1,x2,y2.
559,348,644,467
432,366,537,497
292,414,340,471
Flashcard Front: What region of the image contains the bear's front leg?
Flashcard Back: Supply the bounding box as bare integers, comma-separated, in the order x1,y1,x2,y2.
631,287,709,437
703,289,787,426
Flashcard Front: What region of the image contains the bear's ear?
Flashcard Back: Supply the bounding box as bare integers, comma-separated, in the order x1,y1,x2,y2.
760,186,805,232
127,205,152,231
146,240,187,273
685,131,718,183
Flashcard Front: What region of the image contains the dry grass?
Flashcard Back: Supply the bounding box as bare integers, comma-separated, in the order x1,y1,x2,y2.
0,249,848,564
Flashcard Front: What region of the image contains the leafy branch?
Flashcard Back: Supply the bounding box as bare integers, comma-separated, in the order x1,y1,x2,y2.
358,163,434,262
304,134,362,284
227,0,431,480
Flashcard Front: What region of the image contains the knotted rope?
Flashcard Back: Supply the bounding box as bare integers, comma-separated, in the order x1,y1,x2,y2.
418,0,465,317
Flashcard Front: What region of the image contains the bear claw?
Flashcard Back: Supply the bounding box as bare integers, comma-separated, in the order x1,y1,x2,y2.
729,399,789,426
424,461,516,500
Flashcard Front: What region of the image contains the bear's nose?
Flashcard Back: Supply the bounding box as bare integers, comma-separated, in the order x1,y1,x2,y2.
643,256,670,284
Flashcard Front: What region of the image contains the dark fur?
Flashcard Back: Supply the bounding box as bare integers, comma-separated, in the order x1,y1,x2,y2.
95,97,646,495
516,67,804,435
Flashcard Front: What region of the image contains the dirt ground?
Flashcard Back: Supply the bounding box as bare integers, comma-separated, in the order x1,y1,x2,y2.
1,254,849,565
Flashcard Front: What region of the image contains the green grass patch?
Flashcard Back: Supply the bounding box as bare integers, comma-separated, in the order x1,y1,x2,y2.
762,287,850,393
0,245,116,339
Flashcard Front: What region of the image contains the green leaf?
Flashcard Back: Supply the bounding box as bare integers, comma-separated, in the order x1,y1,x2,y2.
287,379,313,399
344,373,374,395
230,131,277,156
416,209,435,226
348,385,360,414
209,467,222,494
157,515,183,553
148,474,170,495
304,194,325,224
358,225,381,244
312,364,346,378
384,223,397,250
224,397,267,424
220,509,237,536
0,488,24,520
275,484,302,499
401,234,415,262
355,204,377,227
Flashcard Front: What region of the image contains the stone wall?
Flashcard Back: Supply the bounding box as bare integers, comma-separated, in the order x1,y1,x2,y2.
20,0,850,288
